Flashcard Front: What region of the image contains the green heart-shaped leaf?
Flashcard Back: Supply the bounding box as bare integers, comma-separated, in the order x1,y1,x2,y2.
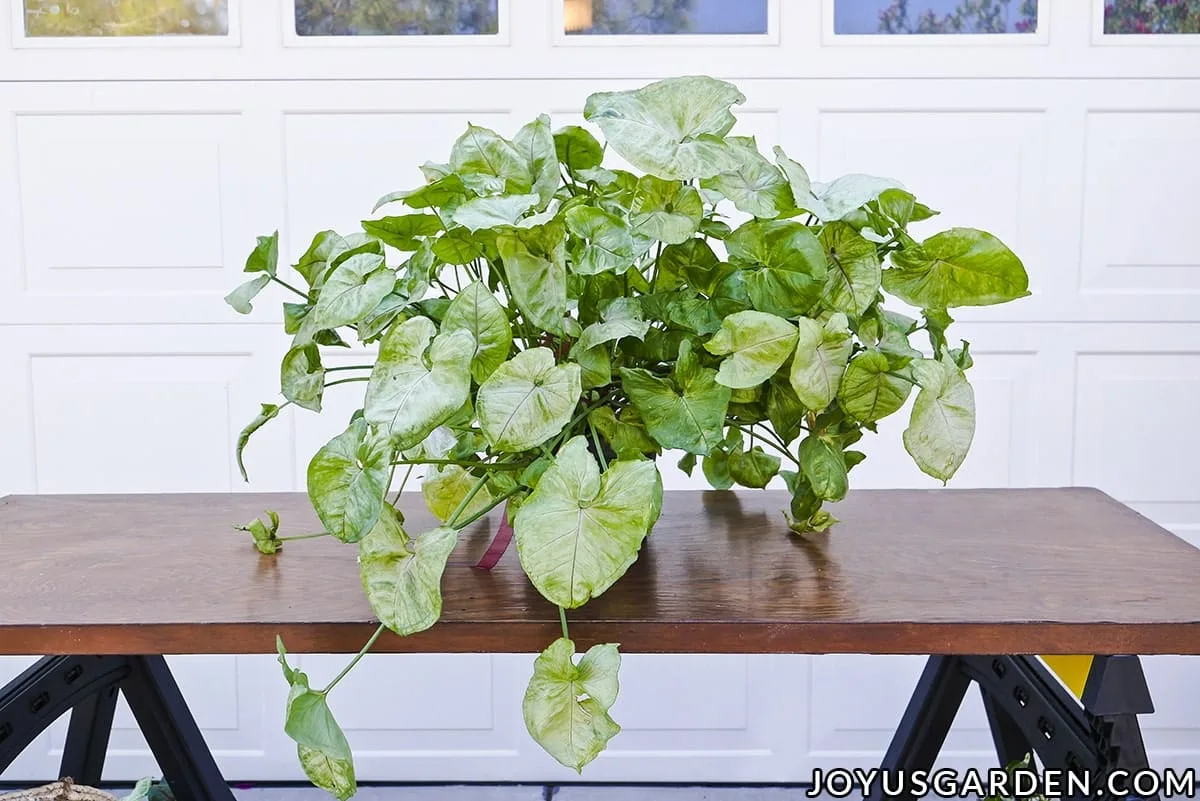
883,228,1030,308
523,638,621,773
705,310,798,390
477,348,582,453
306,417,390,543
313,253,394,330
903,356,976,482
440,281,513,384
359,507,458,637
619,340,730,455
837,349,914,423
820,222,881,319
789,313,853,412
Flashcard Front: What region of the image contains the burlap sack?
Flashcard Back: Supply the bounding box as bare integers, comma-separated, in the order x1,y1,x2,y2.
0,779,117,801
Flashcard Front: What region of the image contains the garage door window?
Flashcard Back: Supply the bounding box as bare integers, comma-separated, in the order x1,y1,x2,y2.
832,0,1039,35
293,0,499,37
22,0,229,37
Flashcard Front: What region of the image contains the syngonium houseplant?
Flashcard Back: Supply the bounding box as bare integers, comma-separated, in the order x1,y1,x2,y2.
226,76,1029,798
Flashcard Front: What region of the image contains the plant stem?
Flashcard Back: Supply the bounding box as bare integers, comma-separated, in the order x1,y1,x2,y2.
325,365,374,373
391,458,528,470
559,606,569,640
270,275,309,300
588,417,608,471
323,623,385,694
727,422,800,468
391,463,415,506
324,377,370,389
277,531,330,542
450,485,521,531
445,474,491,529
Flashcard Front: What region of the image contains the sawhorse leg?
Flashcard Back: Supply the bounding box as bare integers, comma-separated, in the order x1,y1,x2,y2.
868,654,1157,801
0,655,235,801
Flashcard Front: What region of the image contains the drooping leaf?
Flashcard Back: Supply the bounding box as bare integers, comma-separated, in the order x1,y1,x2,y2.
363,316,474,449
449,124,533,194
565,206,635,275
903,357,976,483
766,371,807,446
729,445,781,489
306,417,390,543
799,435,848,501
235,509,282,555
820,221,882,319
630,176,704,245
496,225,568,335
705,310,798,390
523,638,621,773
276,651,356,801
513,436,662,608
313,253,394,330
477,347,582,452
359,510,458,637
809,173,905,222
421,464,494,523
837,350,914,423
883,228,1030,308
573,299,650,353
236,402,280,482
582,76,745,180
587,407,660,458
701,136,793,219
440,280,513,383
514,114,560,209
619,340,730,455
433,226,487,265
450,194,541,232
376,174,468,214
554,125,604,172
727,220,828,317
360,214,442,251
788,314,854,412
224,274,272,314
280,343,325,412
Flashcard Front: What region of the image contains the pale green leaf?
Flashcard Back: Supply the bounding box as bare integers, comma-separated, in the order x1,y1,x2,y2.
449,124,533,194
903,357,976,482
433,226,486,266
554,125,604,172
883,228,1030,308
788,313,853,412
279,666,354,787
422,464,495,523
224,274,271,315
810,173,905,222
306,417,390,543
297,745,356,801
820,221,882,318
364,316,475,449
280,343,324,412
727,220,827,317
619,340,730,455
573,300,650,354
477,347,582,452
243,230,280,276
496,226,568,335
450,193,541,232
799,435,848,501
513,436,661,608
630,176,703,245
701,136,793,219
514,114,560,209
837,350,914,423
440,280,513,383
565,206,635,275
359,511,458,637
313,253,394,330
587,407,660,458
704,310,798,390
360,214,441,250
582,76,745,180
523,638,621,773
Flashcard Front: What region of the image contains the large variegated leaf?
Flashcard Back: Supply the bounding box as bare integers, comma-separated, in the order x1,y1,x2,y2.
306,417,390,544
364,316,475,450
705,310,798,390
313,253,394,330
837,350,914,423
477,347,581,452
496,225,568,335
883,228,1030,308
903,357,976,482
523,638,621,773
513,436,662,608
582,76,745,180
820,221,881,319
422,464,495,523
514,113,560,209
702,136,793,219
359,507,458,637
789,313,854,412
619,340,730,455
276,644,357,801
440,280,513,383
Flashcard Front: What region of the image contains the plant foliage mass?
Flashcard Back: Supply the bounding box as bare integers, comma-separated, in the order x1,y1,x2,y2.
228,75,1029,797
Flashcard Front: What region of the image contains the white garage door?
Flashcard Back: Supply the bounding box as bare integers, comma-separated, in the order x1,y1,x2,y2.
3,0,1199,785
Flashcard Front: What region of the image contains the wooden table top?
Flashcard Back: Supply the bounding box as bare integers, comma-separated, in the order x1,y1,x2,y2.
2,488,1198,656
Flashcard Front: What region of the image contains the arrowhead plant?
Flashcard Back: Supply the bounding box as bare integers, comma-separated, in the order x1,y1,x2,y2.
227,75,1029,795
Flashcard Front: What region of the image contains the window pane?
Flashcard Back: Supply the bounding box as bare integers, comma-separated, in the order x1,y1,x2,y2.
295,0,498,36
24,0,229,37
1104,0,1200,34
833,0,1038,34
564,0,768,35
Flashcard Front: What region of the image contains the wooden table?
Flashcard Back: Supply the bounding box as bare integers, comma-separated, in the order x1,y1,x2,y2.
2,488,1199,800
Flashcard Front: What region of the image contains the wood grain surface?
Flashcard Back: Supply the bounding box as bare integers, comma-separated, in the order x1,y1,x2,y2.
2,488,1198,656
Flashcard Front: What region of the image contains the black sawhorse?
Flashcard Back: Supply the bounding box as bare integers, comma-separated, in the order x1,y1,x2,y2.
871,654,1157,801
0,655,234,801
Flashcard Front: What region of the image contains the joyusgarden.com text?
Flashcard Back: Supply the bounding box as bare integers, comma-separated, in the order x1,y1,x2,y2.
806,767,1198,798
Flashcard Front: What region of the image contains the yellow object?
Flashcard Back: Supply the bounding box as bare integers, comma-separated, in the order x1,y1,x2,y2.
563,0,593,32
1041,654,1094,700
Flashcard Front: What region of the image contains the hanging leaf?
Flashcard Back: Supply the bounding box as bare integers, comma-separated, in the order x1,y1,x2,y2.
883,228,1030,308
523,638,621,773
359,509,458,637
364,316,475,450
280,343,325,412
306,417,391,544
514,436,662,608
224,274,272,314
799,435,849,501
277,644,357,801
789,314,854,412
705,310,798,390
243,231,280,276
514,114,560,209
496,225,568,335
313,253,395,330
903,357,976,482
477,348,582,453
838,350,914,423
